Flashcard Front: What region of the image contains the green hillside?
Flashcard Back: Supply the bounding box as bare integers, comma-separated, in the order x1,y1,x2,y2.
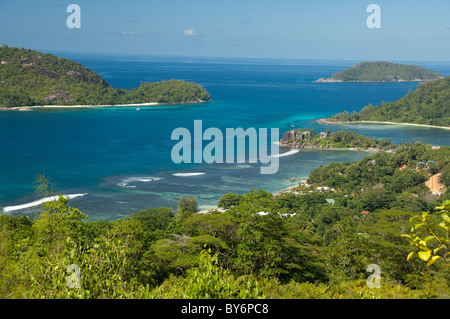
329,76,450,127
317,61,443,82
0,45,211,108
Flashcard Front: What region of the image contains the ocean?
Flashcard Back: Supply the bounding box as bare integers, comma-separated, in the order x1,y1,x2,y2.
1,53,449,220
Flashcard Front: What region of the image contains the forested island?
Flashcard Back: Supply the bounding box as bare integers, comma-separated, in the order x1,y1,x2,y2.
0,141,448,299
324,76,450,127
279,128,395,151
0,45,211,108
316,61,443,82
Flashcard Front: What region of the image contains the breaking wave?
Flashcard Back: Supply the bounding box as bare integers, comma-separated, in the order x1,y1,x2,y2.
118,176,162,188
2,193,87,213
172,172,206,177
271,149,300,158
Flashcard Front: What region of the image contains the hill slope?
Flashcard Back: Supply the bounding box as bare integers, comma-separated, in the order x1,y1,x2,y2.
0,45,211,108
317,61,443,82
328,76,450,127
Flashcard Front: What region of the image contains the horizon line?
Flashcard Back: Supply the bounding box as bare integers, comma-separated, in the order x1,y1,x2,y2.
12,45,450,64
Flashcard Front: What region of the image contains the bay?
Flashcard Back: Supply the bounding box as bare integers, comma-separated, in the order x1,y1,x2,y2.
1,53,449,220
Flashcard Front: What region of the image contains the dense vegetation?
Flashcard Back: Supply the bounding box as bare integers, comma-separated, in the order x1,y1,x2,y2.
1,142,448,299
329,76,450,127
317,61,443,82
280,128,395,151
0,45,211,108
304,142,449,203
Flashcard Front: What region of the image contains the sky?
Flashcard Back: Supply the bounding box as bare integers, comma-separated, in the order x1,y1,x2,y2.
1,0,450,61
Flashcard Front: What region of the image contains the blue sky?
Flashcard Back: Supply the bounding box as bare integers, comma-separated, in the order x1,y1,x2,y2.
1,0,450,60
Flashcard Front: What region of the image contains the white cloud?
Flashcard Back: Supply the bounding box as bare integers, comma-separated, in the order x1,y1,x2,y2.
121,31,144,36
183,29,198,36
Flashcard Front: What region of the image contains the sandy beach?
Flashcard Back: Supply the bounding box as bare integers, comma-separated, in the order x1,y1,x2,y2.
317,118,450,131
0,99,212,111
0,102,161,111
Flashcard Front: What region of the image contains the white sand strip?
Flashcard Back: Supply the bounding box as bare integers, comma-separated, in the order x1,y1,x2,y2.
317,119,450,131
0,102,160,110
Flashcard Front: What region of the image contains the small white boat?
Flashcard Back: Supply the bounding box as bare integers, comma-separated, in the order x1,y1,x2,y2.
136,107,140,111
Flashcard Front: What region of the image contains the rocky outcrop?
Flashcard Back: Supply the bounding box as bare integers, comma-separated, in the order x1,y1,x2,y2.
316,78,344,83
279,129,328,148
67,70,82,76
44,91,74,102
280,129,311,145
38,68,61,79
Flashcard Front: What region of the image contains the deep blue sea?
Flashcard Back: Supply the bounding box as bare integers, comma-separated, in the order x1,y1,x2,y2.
1,53,450,220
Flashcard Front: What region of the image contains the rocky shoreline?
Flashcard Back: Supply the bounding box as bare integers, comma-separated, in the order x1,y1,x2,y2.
279,128,386,153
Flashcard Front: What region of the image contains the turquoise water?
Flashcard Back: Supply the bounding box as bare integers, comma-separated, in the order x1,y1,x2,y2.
1,53,449,220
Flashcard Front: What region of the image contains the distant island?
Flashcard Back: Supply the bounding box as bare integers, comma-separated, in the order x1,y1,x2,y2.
0,45,211,108
316,61,443,82
321,75,450,128
279,128,395,152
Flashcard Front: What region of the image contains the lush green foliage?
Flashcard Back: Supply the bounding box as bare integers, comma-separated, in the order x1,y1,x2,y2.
149,248,263,299
0,45,210,107
305,142,449,197
330,76,450,127
218,193,243,209
403,200,449,266
322,61,443,82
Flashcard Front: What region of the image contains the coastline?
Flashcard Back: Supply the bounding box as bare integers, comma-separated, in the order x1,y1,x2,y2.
317,118,450,131
315,78,440,83
278,130,392,153
279,143,385,153
0,102,159,111
0,100,211,111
